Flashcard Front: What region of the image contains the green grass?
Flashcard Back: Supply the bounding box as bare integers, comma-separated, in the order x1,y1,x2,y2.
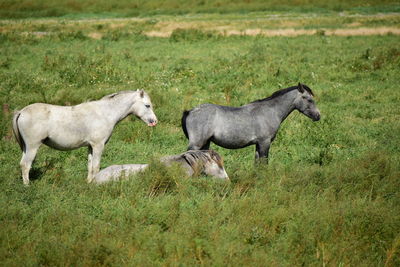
0,0,400,19
1,12,400,266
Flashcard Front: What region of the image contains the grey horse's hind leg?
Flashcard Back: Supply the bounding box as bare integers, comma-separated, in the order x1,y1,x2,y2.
20,143,41,185
200,140,211,150
255,142,270,164
188,138,210,151
188,144,201,150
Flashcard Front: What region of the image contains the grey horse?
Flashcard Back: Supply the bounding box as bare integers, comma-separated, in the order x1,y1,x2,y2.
13,90,157,185
93,150,229,184
181,83,321,162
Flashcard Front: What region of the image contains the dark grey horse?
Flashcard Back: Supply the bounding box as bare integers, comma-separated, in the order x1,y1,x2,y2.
181,83,321,162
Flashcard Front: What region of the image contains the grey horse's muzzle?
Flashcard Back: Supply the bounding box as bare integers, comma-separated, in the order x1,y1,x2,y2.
308,108,321,121
304,110,321,121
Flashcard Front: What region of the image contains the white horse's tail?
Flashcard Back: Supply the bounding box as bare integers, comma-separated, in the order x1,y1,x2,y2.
12,111,25,152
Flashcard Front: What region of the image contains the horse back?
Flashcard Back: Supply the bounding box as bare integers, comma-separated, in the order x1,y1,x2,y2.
184,103,253,131
18,103,55,128
20,102,102,125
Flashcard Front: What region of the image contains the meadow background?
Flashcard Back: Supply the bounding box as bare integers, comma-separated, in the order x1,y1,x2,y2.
1,0,400,266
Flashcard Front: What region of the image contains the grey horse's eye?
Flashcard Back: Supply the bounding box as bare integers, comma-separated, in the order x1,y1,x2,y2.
145,104,150,108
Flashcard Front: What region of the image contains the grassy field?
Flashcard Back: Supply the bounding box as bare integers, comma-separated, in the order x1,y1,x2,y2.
1,3,400,266
1,0,400,19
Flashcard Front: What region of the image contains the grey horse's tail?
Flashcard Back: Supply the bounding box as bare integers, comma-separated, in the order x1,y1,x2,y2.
181,110,191,139
12,111,25,152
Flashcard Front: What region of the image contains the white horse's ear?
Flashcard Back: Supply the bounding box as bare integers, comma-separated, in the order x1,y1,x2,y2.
139,89,144,98
298,83,304,93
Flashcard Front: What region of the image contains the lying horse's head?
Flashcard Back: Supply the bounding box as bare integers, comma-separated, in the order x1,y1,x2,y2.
293,83,321,121
181,150,229,180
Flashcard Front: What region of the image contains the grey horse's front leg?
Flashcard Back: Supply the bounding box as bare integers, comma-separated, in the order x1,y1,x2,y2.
255,142,270,164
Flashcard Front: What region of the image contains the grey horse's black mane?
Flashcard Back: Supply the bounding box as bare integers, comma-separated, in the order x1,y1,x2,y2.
251,84,314,104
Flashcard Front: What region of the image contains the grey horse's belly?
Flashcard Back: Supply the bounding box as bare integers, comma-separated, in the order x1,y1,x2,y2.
212,119,257,149
211,133,256,149
211,137,254,149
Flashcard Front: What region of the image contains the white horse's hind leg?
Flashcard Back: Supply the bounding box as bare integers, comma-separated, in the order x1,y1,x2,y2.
87,143,104,183
87,147,93,183
20,144,40,185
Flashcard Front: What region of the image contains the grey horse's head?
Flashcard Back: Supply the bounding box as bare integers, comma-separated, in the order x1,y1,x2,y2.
182,150,229,180
293,83,321,121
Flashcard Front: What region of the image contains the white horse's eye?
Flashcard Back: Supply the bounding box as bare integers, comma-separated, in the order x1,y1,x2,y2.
145,104,150,108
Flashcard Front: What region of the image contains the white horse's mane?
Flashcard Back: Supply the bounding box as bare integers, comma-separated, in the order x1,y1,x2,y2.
101,90,137,100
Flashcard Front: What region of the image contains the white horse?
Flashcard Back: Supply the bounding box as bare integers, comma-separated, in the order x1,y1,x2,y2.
12,90,157,185
93,150,229,184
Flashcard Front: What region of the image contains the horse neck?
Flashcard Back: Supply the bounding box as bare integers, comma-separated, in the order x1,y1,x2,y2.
99,93,138,124
256,90,298,123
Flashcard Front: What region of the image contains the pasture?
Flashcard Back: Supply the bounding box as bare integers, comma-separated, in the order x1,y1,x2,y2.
0,2,400,266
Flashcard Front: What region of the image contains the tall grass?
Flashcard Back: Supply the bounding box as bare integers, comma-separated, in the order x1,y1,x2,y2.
0,18,399,265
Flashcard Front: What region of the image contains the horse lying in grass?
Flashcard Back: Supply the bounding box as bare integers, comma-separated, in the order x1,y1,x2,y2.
93,150,229,184
12,90,157,185
182,83,321,162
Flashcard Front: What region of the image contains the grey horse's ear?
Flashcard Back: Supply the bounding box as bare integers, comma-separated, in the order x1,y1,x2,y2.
139,89,144,98
298,83,305,93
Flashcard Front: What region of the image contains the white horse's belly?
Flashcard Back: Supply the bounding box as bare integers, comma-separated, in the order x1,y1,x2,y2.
43,136,88,150
40,118,90,150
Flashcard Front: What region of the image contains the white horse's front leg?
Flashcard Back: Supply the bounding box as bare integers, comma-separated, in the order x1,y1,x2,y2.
87,143,104,183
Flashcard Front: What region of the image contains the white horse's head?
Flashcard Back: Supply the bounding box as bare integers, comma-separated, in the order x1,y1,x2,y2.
132,90,158,127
